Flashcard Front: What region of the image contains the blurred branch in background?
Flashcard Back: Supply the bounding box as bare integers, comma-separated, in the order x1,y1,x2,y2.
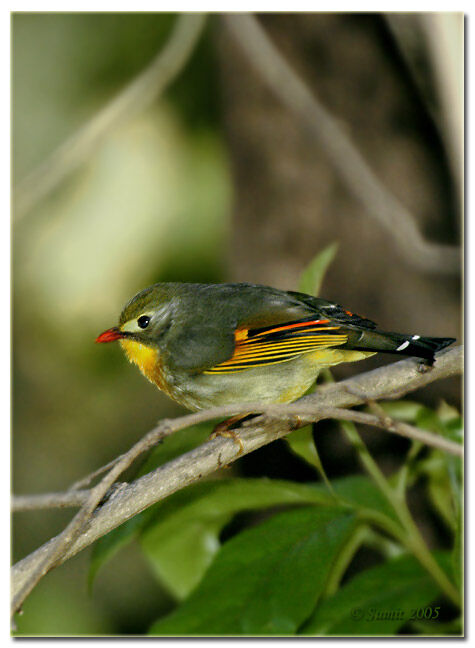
13,13,206,220
421,14,464,204
11,345,463,618
223,14,460,275
385,13,463,198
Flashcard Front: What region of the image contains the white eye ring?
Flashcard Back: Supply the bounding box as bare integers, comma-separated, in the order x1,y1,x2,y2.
120,312,154,334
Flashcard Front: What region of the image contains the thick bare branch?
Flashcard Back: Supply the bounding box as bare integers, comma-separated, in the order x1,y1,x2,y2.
13,13,206,220
11,346,462,611
223,14,460,275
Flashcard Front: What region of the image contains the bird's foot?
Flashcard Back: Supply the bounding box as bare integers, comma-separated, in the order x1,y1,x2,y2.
210,415,250,456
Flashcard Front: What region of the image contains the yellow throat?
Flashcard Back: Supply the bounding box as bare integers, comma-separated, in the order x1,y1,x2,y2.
119,339,164,388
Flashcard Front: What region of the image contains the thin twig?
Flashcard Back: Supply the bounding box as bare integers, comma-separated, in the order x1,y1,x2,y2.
12,491,89,512
13,13,206,220
269,405,463,458
11,346,462,614
68,454,129,492
366,399,462,457
223,14,460,275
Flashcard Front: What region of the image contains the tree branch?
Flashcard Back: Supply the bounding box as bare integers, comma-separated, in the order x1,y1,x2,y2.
328,407,462,457
11,393,462,514
12,491,89,512
13,13,206,220
223,14,460,275
11,345,462,614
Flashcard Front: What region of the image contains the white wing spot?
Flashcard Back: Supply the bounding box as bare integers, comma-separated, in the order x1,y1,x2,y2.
396,340,410,351
412,335,420,340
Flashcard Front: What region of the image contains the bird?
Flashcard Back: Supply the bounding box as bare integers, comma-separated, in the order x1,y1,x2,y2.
96,282,455,449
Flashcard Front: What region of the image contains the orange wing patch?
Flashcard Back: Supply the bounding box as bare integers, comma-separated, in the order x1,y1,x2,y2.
204,319,348,374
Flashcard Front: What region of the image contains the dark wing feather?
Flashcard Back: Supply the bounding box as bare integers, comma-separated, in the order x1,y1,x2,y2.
284,291,378,329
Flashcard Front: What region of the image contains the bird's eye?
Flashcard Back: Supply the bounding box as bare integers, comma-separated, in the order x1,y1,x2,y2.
137,315,150,329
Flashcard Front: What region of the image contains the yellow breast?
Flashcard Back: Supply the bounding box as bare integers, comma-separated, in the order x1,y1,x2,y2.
119,339,171,394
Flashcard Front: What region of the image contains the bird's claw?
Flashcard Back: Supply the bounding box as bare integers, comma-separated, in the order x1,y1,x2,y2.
210,417,245,456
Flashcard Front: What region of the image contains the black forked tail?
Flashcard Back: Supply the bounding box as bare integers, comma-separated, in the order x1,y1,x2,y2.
352,331,455,365
391,335,455,363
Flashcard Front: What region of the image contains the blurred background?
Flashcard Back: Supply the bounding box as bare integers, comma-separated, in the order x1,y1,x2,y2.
12,13,462,635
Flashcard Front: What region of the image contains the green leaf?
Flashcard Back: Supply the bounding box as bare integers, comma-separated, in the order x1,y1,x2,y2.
90,472,398,598
377,400,426,423
149,506,357,635
140,478,334,600
427,474,457,530
452,505,462,590
89,511,147,591
285,426,321,470
329,475,399,523
378,400,463,445
410,618,463,636
414,403,463,530
437,400,461,426
301,553,449,635
285,426,334,493
298,243,339,297
414,402,463,448
415,408,446,435
380,400,463,529
141,474,399,601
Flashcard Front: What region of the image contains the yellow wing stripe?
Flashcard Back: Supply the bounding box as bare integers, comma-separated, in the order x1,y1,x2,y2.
232,332,345,351
224,338,346,356
204,328,349,374
204,357,303,373
232,334,347,351
227,338,347,360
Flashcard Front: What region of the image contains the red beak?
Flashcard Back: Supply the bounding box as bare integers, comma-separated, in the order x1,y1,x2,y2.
95,327,124,343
